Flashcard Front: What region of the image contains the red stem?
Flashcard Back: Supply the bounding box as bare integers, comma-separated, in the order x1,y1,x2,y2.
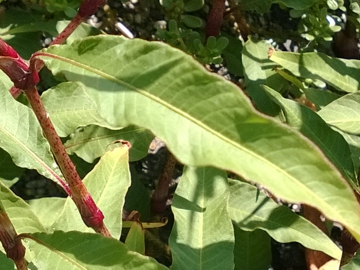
51,14,84,45
23,87,110,237
51,0,105,45
205,0,226,38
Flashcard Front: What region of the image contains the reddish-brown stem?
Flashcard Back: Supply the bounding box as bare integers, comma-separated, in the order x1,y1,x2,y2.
205,0,226,38
23,87,111,237
302,205,334,268
151,152,177,214
0,208,27,269
51,14,84,45
51,0,105,45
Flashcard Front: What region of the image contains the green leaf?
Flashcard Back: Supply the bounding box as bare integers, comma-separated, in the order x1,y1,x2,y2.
233,226,271,270
25,231,168,269
342,252,360,269
269,50,360,93
125,165,151,221
0,148,23,188
303,88,341,110
181,15,203,28
264,85,357,190
0,9,52,58
27,197,66,229
227,180,342,260
338,131,360,172
56,21,101,45
0,251,14,269
43,82,154,161
222,34,243,76
36,35,360,242
0,79,64,187
318,92,360,134
125,222,145,254
242,38,283,116
0,180,45,234
184,0,204,12
64,125,153,163
41,82,113,137
237,0,317,13
169,166,234,270
50,146,131,238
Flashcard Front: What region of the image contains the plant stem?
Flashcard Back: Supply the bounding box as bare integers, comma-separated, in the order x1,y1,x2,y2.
51,0,105,45
51,14,84,45
151,151,177,214
0,205,27,269
23,86,111,237
205,0,226,37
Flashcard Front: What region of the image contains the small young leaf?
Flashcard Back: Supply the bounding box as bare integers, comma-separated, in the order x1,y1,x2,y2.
184,0,204,12
215,36,229,51
181,15,203,28
206,36,217,50
125,222,145,255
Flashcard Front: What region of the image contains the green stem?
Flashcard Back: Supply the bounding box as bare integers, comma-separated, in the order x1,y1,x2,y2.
23,87,111,237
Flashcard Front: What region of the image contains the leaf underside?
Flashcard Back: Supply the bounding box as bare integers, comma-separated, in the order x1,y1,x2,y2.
36,35,360,241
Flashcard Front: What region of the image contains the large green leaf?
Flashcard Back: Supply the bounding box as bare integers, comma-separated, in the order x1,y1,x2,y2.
269,50,360,93
169,166,234,270
43,146,130,238
233,227,271,270
227,180,342,260
264,86,357,189
0,79,65,187
242,38,282,116
26,231,168,269
318,92,360,134
35,36,360,241
64,125,153,162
